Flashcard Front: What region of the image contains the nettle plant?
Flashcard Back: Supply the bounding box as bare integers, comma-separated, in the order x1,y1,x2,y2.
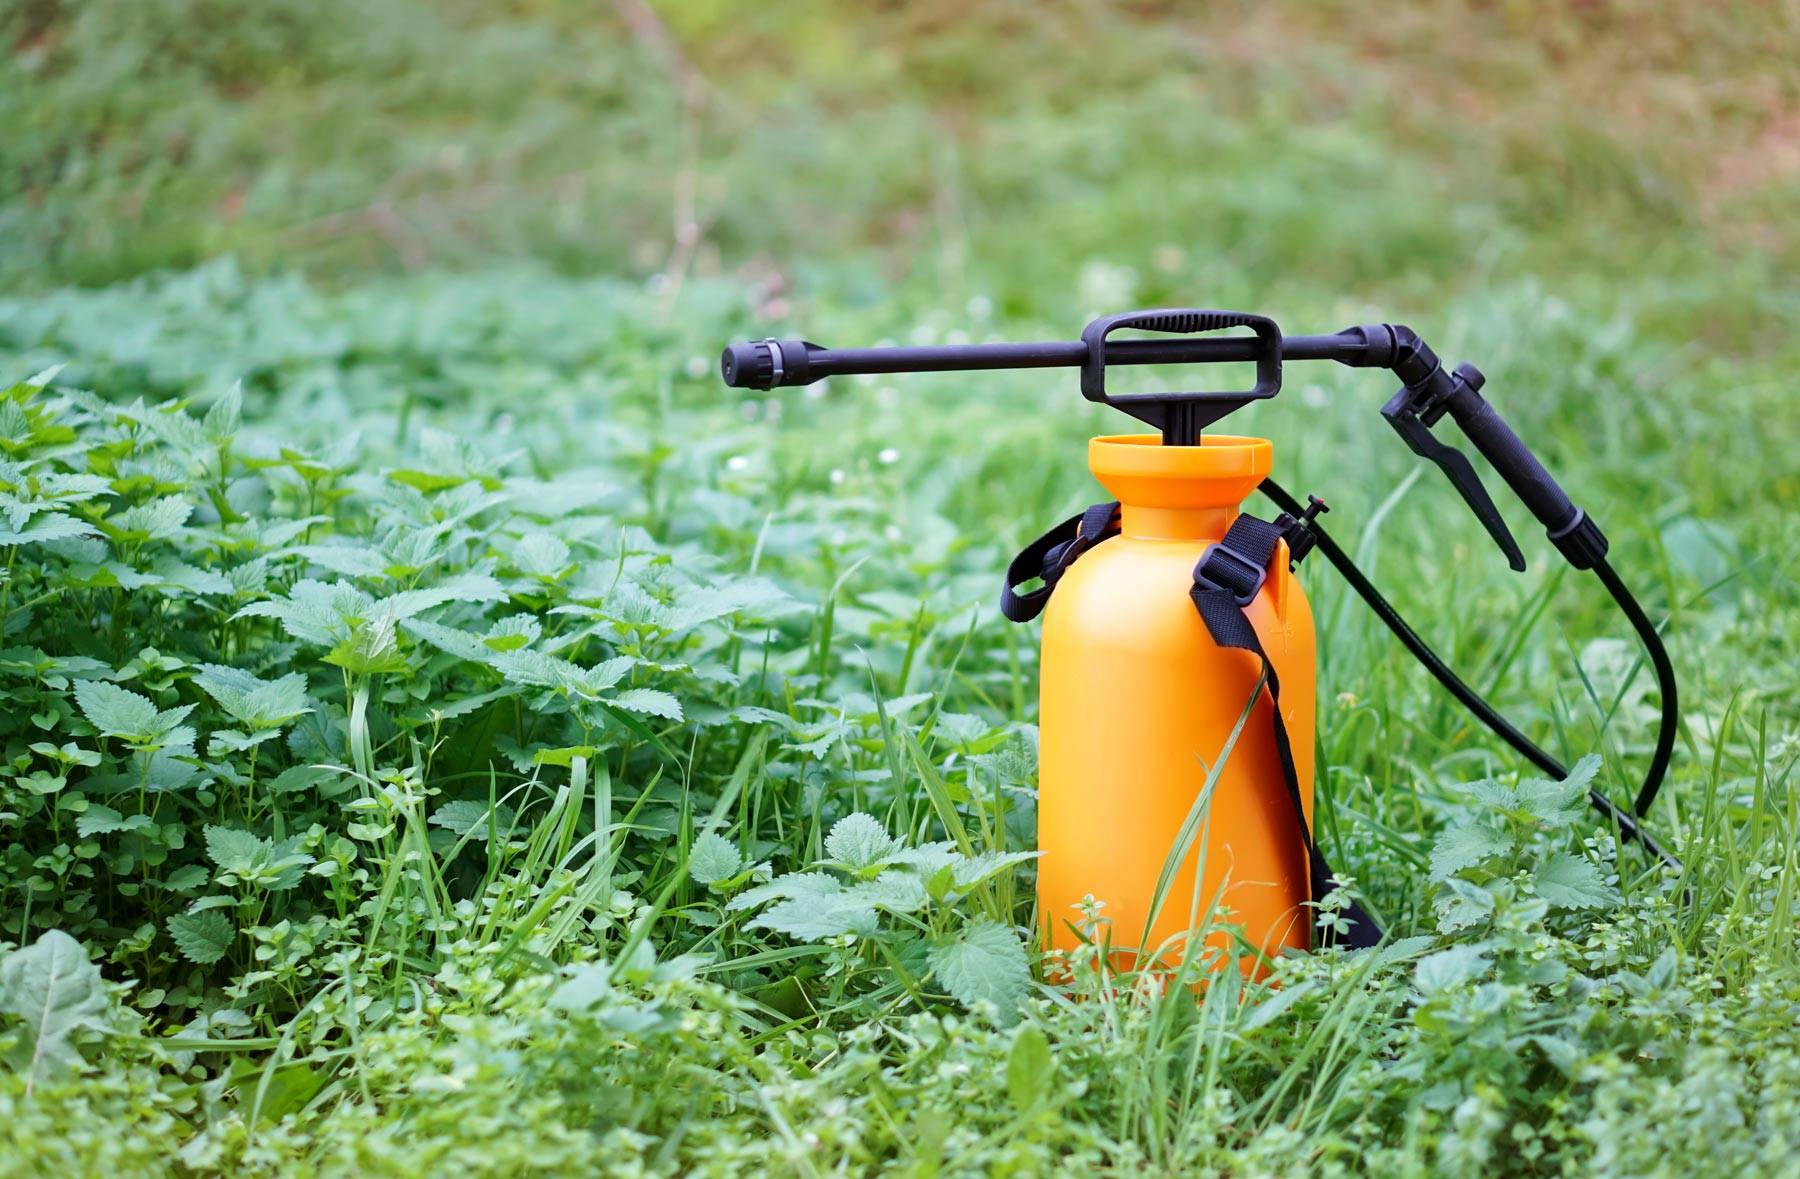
1373,754,1682,1169
702,811,1039,1017
0,369,809,1020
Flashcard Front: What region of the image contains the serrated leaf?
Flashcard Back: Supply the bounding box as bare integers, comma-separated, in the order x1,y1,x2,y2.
726,871,841,912
1516,758,1596,829
1415,944,1492,992
167,911,235,966
0,930,108,1091
234,580,371,646
204,825,268,873
750,892,881,941
72,679,192,746
404,618,498,664
112,495,193,540
371,572,508,624
688,833,743,885
608,688,682,720
664,579,798,633
1429,822,1514,881
428,799,517,841
513,532,573,578
75,803,152,838
890,840,960,878
0,512,99,546
824,812,899,870
950,850,1041,890
1532,852,1617,909
1433,876,1498,934
73,679,158,738
192,664,311,729
852,872,929,914
927,919,1030,1017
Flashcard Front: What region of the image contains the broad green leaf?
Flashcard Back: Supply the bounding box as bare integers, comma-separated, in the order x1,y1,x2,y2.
688,833,744,885
513,532,573,578
1007,1025,1054,1110
193,663,311,729
0,512,98,546
824,812,900,871
371,572,508,624
950,850,1041,890
1414,944,1491,992
1428,822,1513,881
750,893,881,941
609,688,682,720
204,825,268,873
235,580,372,646
111,495,193,541
201,826,314,890
0,930,108,1091
428,799,518,840
75,803,153,838
927,919,1030,1017
73,680,190,747
1533,852,1617,909
726,871,841,912
167,911,235,966
73,679,159,738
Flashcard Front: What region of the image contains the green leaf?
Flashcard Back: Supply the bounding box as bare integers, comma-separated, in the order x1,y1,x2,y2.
688,833,743,885
0,930,109,1091
75,803,153,838
1007,1025,1054,1110
167,911,235,966
192,664,311,730
112,495,193,541
1516,755,1600,829
608,687,682,720
1532,852,1617,909
1414,944,1491,992
950,850,1040,890
512,532,573,579
72,679,160,739
927,919,1030,1018
824,812,900,871
1428,822,1513,881
750,893,881,941
234,580,371,646
0,512,98,547
204,825,267,873
726,871,841,912
428,800,517,841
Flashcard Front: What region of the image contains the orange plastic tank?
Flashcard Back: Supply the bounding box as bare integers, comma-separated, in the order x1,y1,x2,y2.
1037,434,1317,967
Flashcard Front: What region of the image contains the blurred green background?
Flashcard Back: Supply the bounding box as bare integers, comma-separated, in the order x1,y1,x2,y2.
5,0,1796,329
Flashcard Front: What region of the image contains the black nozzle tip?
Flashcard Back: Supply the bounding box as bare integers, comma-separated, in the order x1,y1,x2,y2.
720,340,772,389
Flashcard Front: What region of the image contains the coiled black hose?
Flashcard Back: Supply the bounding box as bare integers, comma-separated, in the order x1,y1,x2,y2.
1260,478,1680,870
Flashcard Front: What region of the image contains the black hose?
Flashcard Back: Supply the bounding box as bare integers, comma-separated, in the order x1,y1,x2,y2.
1259,478,1681,870
1590,556,1680,817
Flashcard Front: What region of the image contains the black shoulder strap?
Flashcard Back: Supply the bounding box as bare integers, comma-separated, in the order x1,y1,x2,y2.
999,501,1120,622
1191,514,1381,950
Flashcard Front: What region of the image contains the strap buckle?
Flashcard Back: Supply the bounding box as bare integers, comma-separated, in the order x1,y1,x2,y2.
1192,541,1268,607
1273,494,1330,568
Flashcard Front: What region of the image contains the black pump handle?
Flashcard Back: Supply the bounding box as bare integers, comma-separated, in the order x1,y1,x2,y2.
720,328,1394,391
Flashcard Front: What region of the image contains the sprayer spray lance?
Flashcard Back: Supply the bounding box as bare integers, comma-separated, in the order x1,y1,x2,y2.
721,310,1680,949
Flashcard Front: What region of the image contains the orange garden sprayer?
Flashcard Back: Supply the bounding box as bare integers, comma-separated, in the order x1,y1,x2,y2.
719,311,1678,959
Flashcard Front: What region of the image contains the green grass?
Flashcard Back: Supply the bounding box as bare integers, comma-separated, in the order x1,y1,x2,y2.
2,2,1799,1175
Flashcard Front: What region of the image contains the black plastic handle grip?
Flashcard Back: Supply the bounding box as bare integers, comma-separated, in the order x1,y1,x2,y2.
1442,364,1575,533
1442,363,1610,569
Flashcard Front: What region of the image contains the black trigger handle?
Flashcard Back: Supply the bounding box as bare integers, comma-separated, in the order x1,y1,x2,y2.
1382,390,1527,572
